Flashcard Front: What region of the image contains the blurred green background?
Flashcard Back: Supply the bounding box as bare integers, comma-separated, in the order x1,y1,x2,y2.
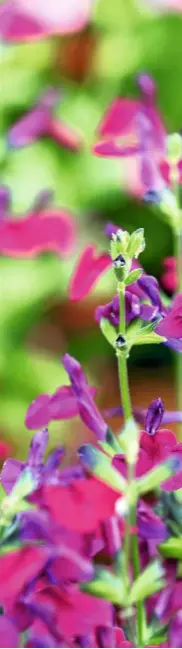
0,0,181,459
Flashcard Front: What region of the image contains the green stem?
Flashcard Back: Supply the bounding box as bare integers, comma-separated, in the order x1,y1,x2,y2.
175,227,182,440
117,283,132,421
131,504,146,647
117,281,145,646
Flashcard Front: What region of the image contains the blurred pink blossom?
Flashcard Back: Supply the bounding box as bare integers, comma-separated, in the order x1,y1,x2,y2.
0,0,94,41
0,188,76,257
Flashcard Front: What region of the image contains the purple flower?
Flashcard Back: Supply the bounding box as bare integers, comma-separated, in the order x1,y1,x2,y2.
95,274,162,328
156,293,182,352
1,428,64,494
25,355,107,440
8,88,82,151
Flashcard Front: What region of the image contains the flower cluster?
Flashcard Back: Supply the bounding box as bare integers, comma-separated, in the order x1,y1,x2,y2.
1,63,182,647
1,351,182,647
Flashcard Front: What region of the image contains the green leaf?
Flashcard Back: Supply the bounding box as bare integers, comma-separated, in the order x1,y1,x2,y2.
118,418,139,464
129,561,165,604
131,332,166,347
79,444,126,493
125,268,142,286
100,318,116,347
158,537,182,559
81,568,126,605
136,459,175,495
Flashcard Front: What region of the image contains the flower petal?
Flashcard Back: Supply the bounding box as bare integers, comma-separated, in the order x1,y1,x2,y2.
25,394,51,430
0,616,19,648
1,458,25,494
69,245,111,301
0,209,76,258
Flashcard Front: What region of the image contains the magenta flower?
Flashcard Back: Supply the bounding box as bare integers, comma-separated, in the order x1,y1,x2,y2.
0,0,93,42
160,257,177,294
0,616,19,648
156,293,182,340
0,545,49,605
41,477,118,533
8,88,82,151
25,354,105,440
93,74,166,197
0,190,76,258
70,245,111,301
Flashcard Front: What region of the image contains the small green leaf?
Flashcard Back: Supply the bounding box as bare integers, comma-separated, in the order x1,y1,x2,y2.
118,418,139,465
136,459,175,495
129,561,165,604
125,268,142,286
132,332,166,347
158,537,182,559
78,444,126,493
100,318,116,347
81,568,126,605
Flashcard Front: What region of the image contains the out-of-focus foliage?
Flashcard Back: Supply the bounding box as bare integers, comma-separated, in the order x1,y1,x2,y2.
0,0,181,454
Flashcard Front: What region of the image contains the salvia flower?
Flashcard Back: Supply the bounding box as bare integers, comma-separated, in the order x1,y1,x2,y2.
8,88,82,151
93,74,166,197
26,354,107,440
0,188,76,258
1,428,64,494
145,397,165,435
156,293,182,351
0,0,94,42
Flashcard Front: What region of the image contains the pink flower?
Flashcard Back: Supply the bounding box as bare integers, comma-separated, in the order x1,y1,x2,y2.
41,477,118,533
0,546,49,605
156,293,182,339
160,257,177,294
0,192,76,258
93,74,166,197
70,245,111,301
0,0,93,41
8,88,82,152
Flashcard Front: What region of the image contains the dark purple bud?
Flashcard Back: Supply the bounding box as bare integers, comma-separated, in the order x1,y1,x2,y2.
113,254,126,268
31,190,54,213
143,189,161,203
104,222,118,239
137,73,156,99
0,186,10,219
145,398,164,435
115,334,126,349
45,447,64,472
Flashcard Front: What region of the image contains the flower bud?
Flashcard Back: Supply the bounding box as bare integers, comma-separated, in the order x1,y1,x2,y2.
127,228,145,259
115,334,127,350
113,254,127,281
111,230,130,259
145,398,164,435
